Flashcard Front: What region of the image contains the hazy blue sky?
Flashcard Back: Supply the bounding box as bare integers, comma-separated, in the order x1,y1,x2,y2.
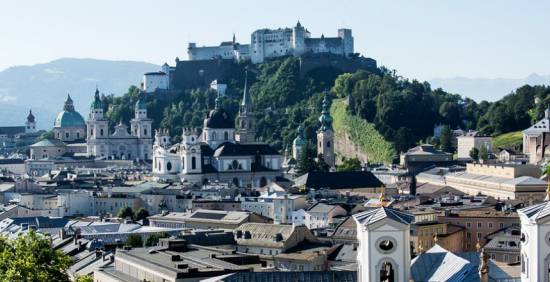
1,0,549,80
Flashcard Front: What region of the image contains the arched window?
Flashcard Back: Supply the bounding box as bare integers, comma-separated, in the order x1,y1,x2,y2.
144,128,147,136
212,132,217,140
327,141,331,148
181,156,185,170
232,160,239,170
90,129,94,136
166,162,172,171
380,261,394,282
191,157,196,170
65,132,69,139
100,129,104,136
76,132,80,139
224,131,229,141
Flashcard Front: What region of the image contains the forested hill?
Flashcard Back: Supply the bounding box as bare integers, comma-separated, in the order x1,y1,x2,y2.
98,56,550,160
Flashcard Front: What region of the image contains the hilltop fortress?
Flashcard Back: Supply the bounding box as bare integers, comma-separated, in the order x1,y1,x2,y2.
142,22,376,93
188,21,353,63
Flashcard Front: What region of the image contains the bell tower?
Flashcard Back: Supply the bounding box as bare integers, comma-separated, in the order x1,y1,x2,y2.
236,70,256,144
25,109,36,133
316,91,335,167
354,207,414,282
518,197,550,282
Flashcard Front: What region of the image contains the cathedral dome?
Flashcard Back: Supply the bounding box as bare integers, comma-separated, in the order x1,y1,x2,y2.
204,108,234,129
54,94,85,128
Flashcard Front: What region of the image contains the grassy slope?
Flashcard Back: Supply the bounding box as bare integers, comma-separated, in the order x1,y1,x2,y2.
331,99,396,164
492,131,523,150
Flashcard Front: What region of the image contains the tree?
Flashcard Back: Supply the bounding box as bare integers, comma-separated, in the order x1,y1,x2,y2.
337,158,362,172
144,232,170,247
296,142,318,175
125,234,143,248
439,125,453,153
316,154,330,172
134,208,150,222
0,231,72,282
75,275,94,282
38,130,54,141
117,206,134,219
469,147,479,161
479,145,489,162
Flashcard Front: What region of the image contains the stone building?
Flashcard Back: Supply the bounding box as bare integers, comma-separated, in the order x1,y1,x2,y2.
152,86,282,187
523,107,550,164
53,94,86,142
86,89,153,160
456,130,492,160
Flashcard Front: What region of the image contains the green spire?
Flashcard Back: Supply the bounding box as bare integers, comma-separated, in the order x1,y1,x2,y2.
135,97,147,111
240,69,252,114
90,87,103,110
318,91,333,131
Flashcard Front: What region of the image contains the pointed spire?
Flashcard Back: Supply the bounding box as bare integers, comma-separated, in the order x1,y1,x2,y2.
64,93,75,111
214,90,221,110
232,33,236,45
240,69,252,114
318,90,333,132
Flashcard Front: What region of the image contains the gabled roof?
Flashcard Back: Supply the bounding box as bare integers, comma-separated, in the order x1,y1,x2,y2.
31,139,66,147
353,207,414,227
518,201,550,222
411,244,476,282
523,114,550,135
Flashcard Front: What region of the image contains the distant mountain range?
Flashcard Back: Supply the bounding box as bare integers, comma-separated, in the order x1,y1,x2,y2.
1,57,548,129
429,73,550,102
0,58,159,128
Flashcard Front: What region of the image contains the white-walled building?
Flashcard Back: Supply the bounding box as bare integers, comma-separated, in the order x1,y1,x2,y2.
457,130,492,160
186,22,354,64
142,63,172,93
292,203,347,229
152,83,282,187
86,89,153,160
523,107,550,164
241,191,307,224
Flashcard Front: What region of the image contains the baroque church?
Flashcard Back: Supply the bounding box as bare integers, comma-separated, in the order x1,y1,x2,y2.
86,88,153,160
152,73,282,187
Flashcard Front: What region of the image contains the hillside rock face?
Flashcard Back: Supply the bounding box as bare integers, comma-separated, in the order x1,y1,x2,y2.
334,130,370,165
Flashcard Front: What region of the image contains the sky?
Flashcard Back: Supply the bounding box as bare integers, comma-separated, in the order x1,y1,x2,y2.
1,0,549,81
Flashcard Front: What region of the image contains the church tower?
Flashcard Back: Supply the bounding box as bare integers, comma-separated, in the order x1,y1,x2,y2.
25,109,36,133
86,88,110,158
292,125,305,159
354,207,414,282
181,128,202,174
317,92,335,167
236,70,256,144
131,97,153,160
518,198,550,282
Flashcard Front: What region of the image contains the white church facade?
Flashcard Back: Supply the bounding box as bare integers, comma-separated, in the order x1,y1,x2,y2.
86,88,153,160
152,75,282,187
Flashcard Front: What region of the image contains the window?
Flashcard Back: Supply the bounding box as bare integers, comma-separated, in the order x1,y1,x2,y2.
488,223,493,228
191,157,196,170
224,131,229,141
466,222,471,228
166,162,172,171
65,132,69,139
327,141,331,148
100,129,104,136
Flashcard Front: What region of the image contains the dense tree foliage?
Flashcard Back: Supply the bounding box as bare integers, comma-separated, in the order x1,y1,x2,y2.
144,232,170,247
116,206,134,219
100,56,549,158
337,157,362,172
134,208,150,222
0,231,72,282
125,234,143,248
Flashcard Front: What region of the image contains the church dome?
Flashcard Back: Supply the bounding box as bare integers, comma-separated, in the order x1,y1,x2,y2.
204,108,234,129
204,93,234,129
54,94,85,128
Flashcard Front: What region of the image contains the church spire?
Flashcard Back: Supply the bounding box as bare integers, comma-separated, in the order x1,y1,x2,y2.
318,91,333,132
240,69,252,114
214,90,221,110
64,94,75,112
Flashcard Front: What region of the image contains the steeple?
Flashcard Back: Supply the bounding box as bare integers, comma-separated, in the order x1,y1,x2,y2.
240,70,252,114
235,69,256,144
64,94,75,112
27,109,35,123
91,87,103,110
214,91,221,110
318,91,333,132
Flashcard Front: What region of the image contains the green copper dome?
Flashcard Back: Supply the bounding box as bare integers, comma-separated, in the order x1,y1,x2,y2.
54,94,86,128
135,98,147,111
293,125,306,146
